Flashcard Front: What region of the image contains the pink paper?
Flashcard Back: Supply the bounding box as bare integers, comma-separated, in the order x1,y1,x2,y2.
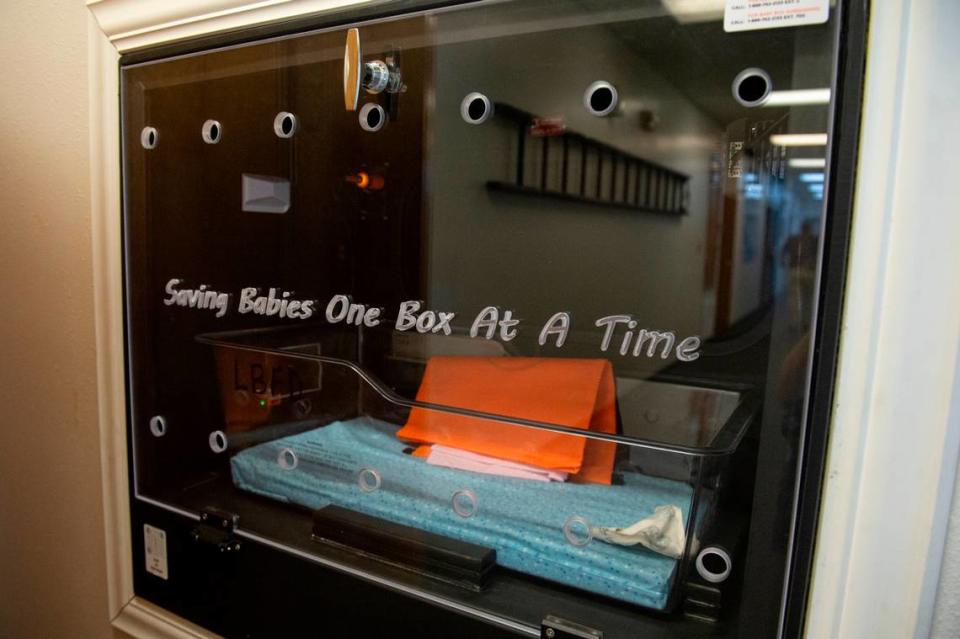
426,445,568,482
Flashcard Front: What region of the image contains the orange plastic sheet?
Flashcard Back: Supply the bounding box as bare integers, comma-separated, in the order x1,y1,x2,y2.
397,357,617,484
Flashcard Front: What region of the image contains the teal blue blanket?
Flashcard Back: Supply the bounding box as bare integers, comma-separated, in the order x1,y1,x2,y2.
231,416,692,609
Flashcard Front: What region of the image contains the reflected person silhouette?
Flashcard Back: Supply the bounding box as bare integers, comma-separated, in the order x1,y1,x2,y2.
781,220,820,333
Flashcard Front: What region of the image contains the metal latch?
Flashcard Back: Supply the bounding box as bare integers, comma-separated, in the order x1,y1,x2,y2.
541,615,603,639
190,507,241,554
343,28,404,112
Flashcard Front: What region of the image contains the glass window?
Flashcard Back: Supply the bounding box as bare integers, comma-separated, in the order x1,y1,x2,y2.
121,1,852,635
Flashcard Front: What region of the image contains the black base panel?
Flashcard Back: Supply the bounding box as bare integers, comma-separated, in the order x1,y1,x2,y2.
133,503,509,639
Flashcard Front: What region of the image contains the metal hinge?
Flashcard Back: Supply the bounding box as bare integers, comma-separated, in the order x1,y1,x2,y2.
190,507,241,554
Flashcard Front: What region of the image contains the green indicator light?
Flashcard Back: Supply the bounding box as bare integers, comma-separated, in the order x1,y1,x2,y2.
259,399,267,408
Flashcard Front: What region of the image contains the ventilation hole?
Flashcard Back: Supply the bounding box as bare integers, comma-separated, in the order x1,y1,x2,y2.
273,112,298,138
563,515,593,547
209,430,228,454
357,467,381,492
294,398,312,418
451,489,478,518
277,447,298,471
149,415,166,437
140,126,158,149
738,76,767,102
592,88,613,111
459,92,494,125
703,552,726,573
358,103,386,132
468,99,485,120
460,92,493,125
732,68,772,107
201,119,221,144
583,81,619,117
696,546,733,583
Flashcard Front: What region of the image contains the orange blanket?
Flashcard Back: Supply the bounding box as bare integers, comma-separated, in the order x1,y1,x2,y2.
397,357,617,484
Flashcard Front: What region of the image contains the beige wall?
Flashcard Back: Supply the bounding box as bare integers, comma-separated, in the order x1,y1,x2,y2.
0,1,116,637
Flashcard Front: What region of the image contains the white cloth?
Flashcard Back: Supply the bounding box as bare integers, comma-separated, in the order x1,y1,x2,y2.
590,504,686,559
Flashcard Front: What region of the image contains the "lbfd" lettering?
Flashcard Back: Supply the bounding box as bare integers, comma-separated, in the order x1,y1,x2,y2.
233,360,304,399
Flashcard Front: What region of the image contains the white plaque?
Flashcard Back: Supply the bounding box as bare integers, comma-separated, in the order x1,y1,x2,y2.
144,524,168,580
725,0,828,32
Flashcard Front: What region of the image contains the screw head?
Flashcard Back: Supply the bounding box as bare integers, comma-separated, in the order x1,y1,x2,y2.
545,629,555,639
